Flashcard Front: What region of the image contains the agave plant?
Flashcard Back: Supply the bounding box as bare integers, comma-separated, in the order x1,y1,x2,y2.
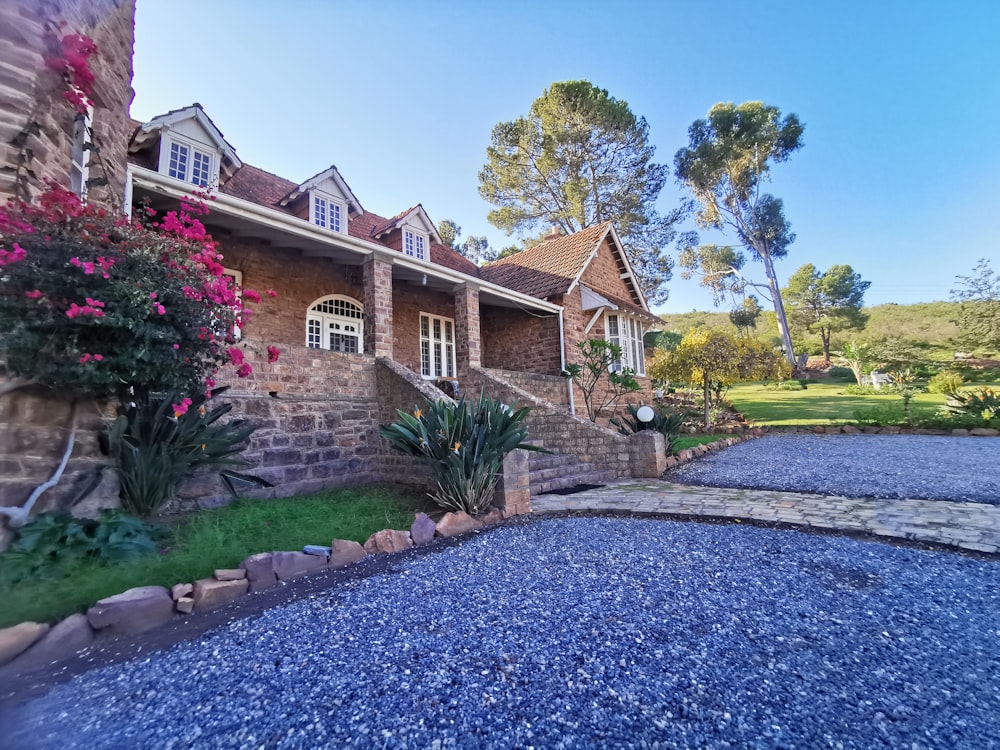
379,390,541,515
102,387,271,517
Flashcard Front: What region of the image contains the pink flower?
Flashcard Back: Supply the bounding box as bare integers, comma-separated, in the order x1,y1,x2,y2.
243,289,261,304
25,289,43,299
227,347,244,366
79,353,91,363
205,377,216,389
0,243,26,266
172,397,193,418
154,303,166,315
266,289,278,298
236,363,253,378
149,292,157,299
66,302,104,319
172,343,180,350
85,297,104,308
267,345,281,363
93,354,103,361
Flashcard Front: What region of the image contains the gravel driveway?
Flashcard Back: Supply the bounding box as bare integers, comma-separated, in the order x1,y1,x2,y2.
5,517,998,749
670,434,1000,504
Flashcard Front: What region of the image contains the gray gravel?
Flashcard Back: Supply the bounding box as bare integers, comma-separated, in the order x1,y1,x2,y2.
5,517,999,749
670,434,1000,504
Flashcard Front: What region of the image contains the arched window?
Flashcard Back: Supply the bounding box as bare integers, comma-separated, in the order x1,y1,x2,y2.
306,295,363,353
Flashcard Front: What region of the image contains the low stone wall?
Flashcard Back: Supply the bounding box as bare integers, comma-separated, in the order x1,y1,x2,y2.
482,368,569,406
467,367,632,476
0,508,507,680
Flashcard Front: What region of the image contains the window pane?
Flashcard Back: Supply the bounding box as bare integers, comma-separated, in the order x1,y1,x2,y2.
192,150,211,187
421,340,431,376
307,318,322,348
433,341,442,377
415,234,425,260
404,231,415,256
445,343,454,377
331,203,341,232
313,196,327,228
168,142,188,180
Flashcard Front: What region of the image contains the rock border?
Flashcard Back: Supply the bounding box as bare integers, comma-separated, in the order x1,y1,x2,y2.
0,509,506,679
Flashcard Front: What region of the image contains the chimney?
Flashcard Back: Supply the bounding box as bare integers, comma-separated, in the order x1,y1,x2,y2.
546,225,564,240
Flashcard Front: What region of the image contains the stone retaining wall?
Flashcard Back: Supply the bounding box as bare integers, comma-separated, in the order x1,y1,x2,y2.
482,368,569,406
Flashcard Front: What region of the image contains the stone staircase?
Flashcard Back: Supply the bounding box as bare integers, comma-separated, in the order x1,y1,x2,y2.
529,452,618,497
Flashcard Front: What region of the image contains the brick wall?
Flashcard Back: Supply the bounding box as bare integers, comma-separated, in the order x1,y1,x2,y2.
484,368,569,406
391,283,454,375
217,236,365,348
465,367,632,475
480,304,562,375
0,0,135,208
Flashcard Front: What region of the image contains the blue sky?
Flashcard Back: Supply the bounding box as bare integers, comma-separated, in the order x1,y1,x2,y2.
131,0,1000,314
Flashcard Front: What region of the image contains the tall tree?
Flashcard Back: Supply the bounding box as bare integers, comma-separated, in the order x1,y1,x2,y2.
437,219,498,265
951,258,1000,351
729,295,763,337
784,263,870,364
674,101,804,367
478,80,685,304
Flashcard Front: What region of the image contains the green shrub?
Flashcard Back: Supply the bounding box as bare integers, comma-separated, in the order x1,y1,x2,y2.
927,370,965,395
0,510,166,586
102,387,269,517
852,403,907,426
826,367,855,383
609,403,688,451
379,391,541,515
946,386,1000,424
843,384,882,396
763,380,805,391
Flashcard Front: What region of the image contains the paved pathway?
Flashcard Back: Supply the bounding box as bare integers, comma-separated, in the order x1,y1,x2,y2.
532,481,1000,554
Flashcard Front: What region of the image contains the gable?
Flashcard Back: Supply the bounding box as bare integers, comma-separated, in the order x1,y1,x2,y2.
579,236,640,307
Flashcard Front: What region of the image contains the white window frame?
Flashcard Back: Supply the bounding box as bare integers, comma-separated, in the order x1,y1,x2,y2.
403,228,428,261
221,268,242,341
606,313,645,376
306,295,364,353
419,312,456,379
309,191,347,234
158,133,218,188
70,105,93,201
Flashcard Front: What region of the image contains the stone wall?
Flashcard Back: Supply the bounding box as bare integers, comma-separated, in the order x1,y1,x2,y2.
0,0,135,208
0,368,116,520
483,368,569,406
466,367,632,476
480,304,562,375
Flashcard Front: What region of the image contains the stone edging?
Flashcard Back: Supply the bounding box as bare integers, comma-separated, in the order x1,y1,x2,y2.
664,429,763,471
760,425,1000,437
0,508,503,679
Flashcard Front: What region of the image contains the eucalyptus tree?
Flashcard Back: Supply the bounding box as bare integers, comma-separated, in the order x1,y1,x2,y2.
784,263,870,364
674,101,804,366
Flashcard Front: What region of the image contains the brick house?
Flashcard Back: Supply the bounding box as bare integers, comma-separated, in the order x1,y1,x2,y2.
125,104,661,411
1,0,667,525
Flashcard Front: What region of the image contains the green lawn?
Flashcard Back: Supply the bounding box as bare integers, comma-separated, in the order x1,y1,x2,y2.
726,381,948,427
0,486,428,628
672,435,726,453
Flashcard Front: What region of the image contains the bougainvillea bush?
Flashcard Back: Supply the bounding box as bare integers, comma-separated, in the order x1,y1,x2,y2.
0,185,273,403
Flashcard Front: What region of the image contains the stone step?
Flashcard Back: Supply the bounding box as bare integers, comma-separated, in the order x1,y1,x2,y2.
529,462,602,483
527,452,580,471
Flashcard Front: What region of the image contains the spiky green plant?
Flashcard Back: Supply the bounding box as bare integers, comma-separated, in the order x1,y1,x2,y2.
379,391,541,515
102,387,270,517
609,402,688,452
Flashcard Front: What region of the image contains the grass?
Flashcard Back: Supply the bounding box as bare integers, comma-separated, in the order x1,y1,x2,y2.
726,380,997,427
671,435,726,453
0,486,428,628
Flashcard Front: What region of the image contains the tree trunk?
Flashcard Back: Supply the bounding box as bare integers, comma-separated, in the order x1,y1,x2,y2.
703,374,711,429
762,252,796,368
821,327,831,366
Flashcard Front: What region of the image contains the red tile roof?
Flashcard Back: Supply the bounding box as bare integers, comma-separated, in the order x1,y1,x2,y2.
479,222,612,299
221,164,298,208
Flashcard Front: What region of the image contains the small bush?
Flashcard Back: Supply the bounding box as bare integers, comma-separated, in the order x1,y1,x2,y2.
852,403,907,426
763,380,804,391
610,403,688,451
826,367,855,383
0,510,166,586
946,386,1000,424
927,370,964,395
843,384,883,396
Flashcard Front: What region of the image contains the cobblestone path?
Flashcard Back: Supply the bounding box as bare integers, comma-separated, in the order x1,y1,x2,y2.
532,481,1000,554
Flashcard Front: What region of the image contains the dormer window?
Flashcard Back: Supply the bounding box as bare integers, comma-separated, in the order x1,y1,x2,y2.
310,192,346,234
160,134,217,187
403,228,427,261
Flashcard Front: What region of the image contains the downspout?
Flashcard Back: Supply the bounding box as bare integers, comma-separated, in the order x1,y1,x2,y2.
559,308,575,416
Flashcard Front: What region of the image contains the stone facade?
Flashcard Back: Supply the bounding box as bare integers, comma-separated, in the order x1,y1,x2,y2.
480,305,562,375
0,0,135,208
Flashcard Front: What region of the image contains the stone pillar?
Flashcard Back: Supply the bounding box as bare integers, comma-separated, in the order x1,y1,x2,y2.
454,283,481,378
363,253,393,359
492,449,530,516
629,431,666,478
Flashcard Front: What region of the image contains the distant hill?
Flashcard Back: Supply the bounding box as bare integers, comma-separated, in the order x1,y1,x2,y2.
656,301,966,355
